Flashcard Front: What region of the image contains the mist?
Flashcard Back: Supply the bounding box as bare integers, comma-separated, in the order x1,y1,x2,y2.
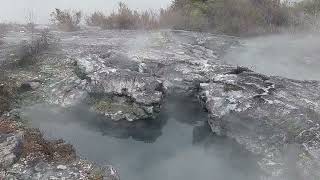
223,32,320,81
0,0,172,24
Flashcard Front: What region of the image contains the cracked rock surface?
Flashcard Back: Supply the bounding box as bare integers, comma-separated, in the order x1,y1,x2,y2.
199,69,320,179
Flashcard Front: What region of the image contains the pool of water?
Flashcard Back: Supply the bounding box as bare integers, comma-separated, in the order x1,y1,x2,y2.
21,97,261,180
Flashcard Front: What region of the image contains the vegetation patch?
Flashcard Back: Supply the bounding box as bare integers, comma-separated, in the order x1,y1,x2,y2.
6,30,53,68
0,74,18,115
0,118,19,134
67,0,320,35
162,0,320,35
51,9,82,31
92,95,147,118
86,2,159,30
0,118,76,165
22,129,76,163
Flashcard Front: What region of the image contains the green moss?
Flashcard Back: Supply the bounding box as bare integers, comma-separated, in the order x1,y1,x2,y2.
93,96,147,118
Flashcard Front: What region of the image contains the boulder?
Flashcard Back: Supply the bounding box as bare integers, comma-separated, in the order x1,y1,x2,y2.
199,69,320,180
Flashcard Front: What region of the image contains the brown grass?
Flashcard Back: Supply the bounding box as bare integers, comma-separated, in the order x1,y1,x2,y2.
0,75,17,115
0,119,18,134
0,117,76,164
22,129,76,163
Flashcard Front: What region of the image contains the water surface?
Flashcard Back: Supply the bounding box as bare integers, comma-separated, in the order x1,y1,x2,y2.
22,98,261,180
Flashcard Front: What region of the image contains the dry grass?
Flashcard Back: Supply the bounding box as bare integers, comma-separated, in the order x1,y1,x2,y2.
0,117,76,164
22,129,76,163
0,75,17,115
0,119,18,134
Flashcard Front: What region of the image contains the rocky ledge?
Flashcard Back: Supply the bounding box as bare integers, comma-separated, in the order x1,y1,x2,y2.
199,68,320,180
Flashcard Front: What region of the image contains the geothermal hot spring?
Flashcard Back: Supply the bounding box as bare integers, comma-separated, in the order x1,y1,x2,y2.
21,96,261,180
18,32,320,179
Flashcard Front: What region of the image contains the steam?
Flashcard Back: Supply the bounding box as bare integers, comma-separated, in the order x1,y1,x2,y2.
223,32,320,81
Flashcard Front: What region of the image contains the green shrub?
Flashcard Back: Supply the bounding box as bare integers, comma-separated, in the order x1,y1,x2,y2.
297,0,320,16
161,0,303,35
83,0,319,35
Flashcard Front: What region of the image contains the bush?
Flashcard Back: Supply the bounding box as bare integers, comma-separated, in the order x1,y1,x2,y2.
50,9,82,31
294,0,320,29
14,30,53,66
112,2,136,29
85,11,106,27
84,0,319,35
297,0,320,16
86,2,159,30
160,0,305,35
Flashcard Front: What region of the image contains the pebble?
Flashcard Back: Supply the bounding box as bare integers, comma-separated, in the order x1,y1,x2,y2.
57,165,67,170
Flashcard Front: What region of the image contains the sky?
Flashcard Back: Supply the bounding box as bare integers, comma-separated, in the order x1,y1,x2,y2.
0,0,172,24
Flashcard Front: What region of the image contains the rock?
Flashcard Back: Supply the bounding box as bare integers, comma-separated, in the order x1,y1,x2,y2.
20,80,41,91
70,46,164,121
56,165,67,170
199,69,320,180
0,132,23,168
103,165,120,180
34,161,47,172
